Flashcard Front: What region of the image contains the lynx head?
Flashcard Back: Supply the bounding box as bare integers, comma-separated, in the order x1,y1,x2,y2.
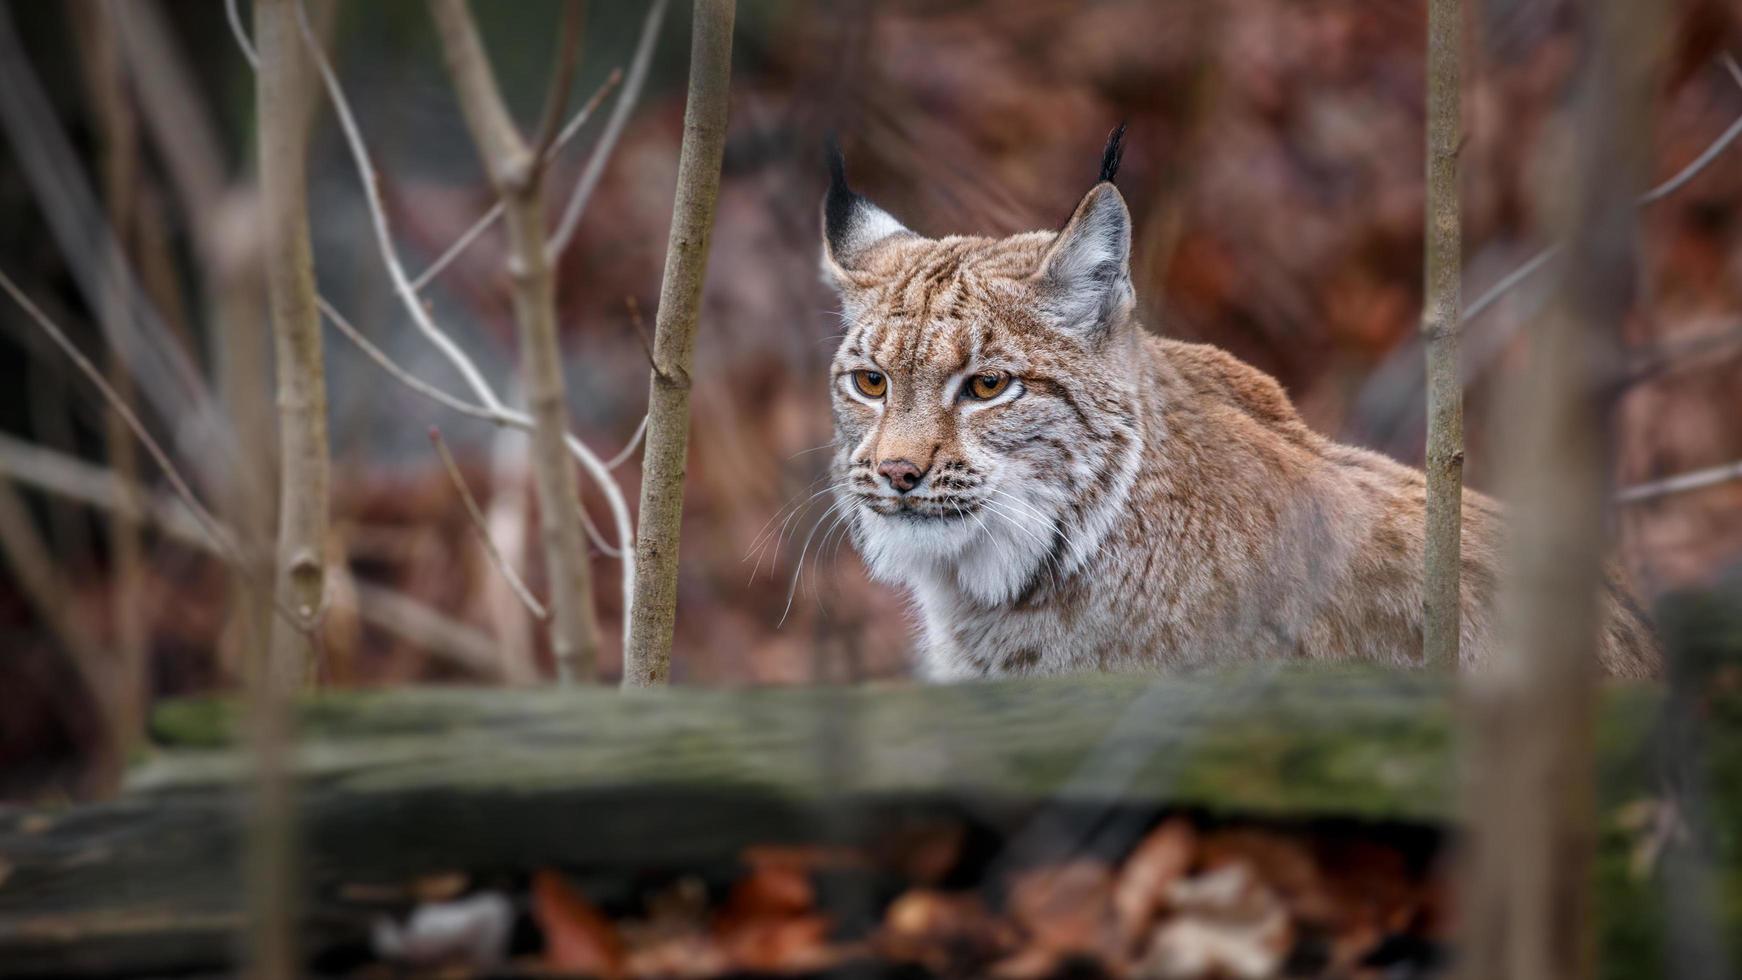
820,129,1146,607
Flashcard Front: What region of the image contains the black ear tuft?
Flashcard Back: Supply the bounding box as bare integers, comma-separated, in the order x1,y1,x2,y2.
1097,122,1127,185
824,133,857,251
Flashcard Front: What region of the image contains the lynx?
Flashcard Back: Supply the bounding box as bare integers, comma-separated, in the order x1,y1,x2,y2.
819,131,1658,681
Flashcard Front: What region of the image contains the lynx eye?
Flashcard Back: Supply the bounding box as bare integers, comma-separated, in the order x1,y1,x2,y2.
851,370,887,398
965,372,1011,400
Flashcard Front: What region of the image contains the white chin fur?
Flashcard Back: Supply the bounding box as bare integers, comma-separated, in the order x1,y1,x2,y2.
851,489,1061,607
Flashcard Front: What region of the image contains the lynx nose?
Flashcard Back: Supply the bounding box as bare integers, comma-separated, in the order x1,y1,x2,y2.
877,459,926,494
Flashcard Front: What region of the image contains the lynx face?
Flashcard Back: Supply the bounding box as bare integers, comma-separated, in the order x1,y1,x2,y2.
820,155,1144,608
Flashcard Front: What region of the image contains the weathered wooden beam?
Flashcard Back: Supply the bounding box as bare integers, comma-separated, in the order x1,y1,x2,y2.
0,667,1732,977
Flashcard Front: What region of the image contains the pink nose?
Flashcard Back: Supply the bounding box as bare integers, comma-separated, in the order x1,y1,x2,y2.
877,459,925,493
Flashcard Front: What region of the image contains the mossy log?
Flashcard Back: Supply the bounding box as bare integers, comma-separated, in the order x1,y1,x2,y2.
0,667,1734,977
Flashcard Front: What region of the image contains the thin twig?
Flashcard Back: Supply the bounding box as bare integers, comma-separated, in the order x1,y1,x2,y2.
429,426,548,620
625,294,668,381
529,0,585,169
1464,53,1742,325
320,296,648,472
317,297,498,421
227,0,259,68
293,0,504,412
546,0,669,260
1617,459,1742,504
0,269,239,563
252,0,638,647
0,429,502,679
432,0,606,681
408,68,620,292
0,267,312,636
577,498,624,558
606,414,648,470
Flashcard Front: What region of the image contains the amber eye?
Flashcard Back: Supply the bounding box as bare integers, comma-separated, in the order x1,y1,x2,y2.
852,370,887,398
966,372,1011,400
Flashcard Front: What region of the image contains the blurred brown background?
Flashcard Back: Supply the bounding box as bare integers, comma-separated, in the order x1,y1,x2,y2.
1,0,1740,720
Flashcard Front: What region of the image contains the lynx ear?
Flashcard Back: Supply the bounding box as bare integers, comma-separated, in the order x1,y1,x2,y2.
1033,182,1134,337
820,136,910,287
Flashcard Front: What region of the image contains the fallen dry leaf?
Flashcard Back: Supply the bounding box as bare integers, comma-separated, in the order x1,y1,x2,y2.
1136,863,1292,980
718,913,838,974
1116,818,1198,945
882,888,1018,974
1005,859,1119,959
371,891,513,970
713,862,840,974
534,869,626,978
625,933,732,979
1138,911,1290,980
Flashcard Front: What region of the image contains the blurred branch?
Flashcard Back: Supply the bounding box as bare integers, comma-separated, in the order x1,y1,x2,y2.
74,0,150,757
252,7,328,973
625,0,736,687
1617,459,1742,504
529,0,585,168
546,0,669,260
1356,53,1742,449
113,0,229,247
0,271,245,571
1457,0,1664,976
0,431,507,682
429,0,603,682
348,582,505,681
0,474,104,694
429,426,548,621
0,4,230,485
266,0,333,680
1421,0,1462,670
1462,53,1742,325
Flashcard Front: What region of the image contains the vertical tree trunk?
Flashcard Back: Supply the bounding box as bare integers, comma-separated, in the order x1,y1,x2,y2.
253,0,328,974
1421,0,1462,670
429,0,602,684
1455,0,1661,976
623,0,736,687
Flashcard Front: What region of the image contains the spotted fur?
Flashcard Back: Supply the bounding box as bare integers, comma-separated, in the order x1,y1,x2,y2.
819,152,1659,680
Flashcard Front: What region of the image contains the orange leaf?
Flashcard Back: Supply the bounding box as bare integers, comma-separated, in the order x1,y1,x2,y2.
1115,818,1197,944
533,869,625,978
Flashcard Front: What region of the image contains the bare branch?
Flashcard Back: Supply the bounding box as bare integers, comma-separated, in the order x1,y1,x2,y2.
529,0,586,169
0,430,505,681
625,293,668,381
317,298,495,420
0,270,242,565
1458,0,1664,975
606,413,649,471
624,0,736,687
429,427,548,621
292,0,505,412
1464,53,1742,325
0,5,230,480
1420,0,1462,669
1617,459,1742,504
232,0,639,649
408,68,620,293
226,0,259,68
546,0,669,260
430,0,603,682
